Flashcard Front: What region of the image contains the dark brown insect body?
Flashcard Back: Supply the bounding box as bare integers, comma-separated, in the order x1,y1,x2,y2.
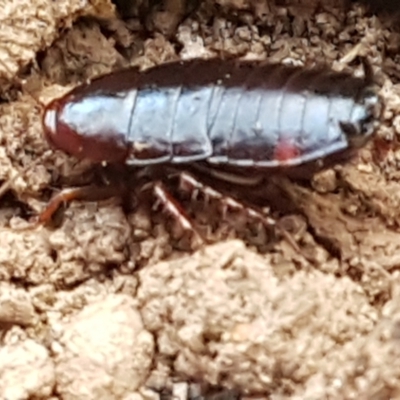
42,58,381,174
38,58,382,247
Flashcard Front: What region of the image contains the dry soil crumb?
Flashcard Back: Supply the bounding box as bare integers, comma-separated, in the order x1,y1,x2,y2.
138,240,377,397
0,0,109,84
0,338,55,399
0,283,36,330
53,294,154,400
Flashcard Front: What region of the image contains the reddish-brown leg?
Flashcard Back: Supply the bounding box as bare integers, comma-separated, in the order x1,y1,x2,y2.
35,171,203,249
151,181,205,248
35,184,127,224
178,171,301,252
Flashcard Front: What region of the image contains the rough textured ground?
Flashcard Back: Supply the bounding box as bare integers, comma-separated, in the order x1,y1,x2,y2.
1,0,400,399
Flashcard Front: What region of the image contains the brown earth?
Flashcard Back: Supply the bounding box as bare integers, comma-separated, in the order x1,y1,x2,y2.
1,0,400,399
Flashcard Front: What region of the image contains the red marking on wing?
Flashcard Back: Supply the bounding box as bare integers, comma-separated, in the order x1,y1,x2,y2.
273,139,301,162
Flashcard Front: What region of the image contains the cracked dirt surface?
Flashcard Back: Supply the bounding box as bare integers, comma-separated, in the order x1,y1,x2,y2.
2,0,400,399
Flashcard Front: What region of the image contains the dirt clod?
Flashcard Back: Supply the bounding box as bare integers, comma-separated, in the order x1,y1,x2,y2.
54,294,154,400
0,338,55,400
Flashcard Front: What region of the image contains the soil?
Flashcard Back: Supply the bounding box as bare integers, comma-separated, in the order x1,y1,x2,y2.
1,0,400,399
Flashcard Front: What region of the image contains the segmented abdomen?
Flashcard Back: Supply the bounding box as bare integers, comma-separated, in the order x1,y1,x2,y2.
124,59,378,168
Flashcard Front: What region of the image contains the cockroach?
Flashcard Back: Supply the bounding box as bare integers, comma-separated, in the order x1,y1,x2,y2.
43,58,380,168
38,58,381,247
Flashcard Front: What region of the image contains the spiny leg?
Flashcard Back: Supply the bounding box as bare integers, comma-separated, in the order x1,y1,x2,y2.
151,181,205,248
178,171,302,253
180,172,272,220
33,168,203,250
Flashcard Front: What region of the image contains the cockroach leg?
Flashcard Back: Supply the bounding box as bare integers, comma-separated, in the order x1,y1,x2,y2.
152,181,205,248
191,163,264,186
179,171,273,223
274,220,302,254
35,184,127,224
178,171,302,253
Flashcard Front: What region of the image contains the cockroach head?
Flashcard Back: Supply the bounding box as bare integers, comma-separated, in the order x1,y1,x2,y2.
42,96,130,163
42,98,83,158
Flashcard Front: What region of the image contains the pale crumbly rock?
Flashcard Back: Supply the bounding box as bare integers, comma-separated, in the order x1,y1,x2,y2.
0,338,55,400
47,203,132,286
0,204,132,286
131,33,179,70
0,226,56,284
335,289,400,399
0,0,73,81
0,99,53,196
138,240,377,396
40,22,126,85
0,0,116,82
0,282,36,330
53,294,155,400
